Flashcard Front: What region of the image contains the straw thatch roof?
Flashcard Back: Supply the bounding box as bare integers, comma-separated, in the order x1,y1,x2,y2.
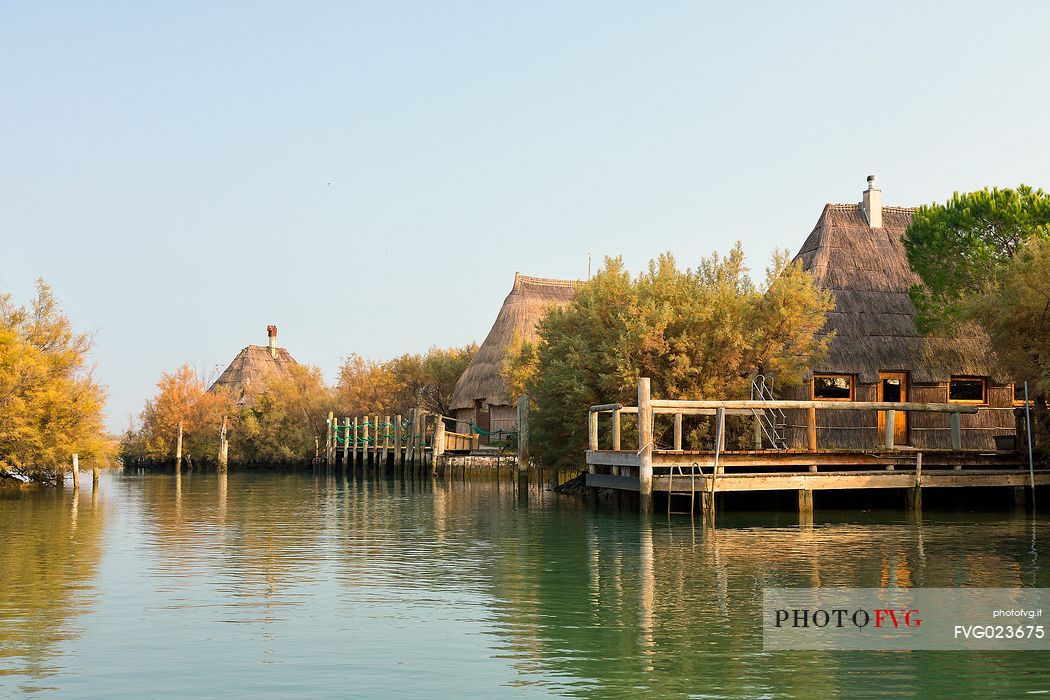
451,273,578,410
794,203,1005,384
210,345,298,404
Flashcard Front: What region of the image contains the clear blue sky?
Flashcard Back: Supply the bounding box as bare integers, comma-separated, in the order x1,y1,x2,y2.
4,1,1049,431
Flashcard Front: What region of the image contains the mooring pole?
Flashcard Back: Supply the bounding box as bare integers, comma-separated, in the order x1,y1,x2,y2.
1025,380,1036,510
218,415,229,472
517,396,529,473
638,377,653,515
175,421,183,472
72,453,80,491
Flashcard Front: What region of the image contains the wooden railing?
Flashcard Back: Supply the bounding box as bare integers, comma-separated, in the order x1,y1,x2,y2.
587,378,982,504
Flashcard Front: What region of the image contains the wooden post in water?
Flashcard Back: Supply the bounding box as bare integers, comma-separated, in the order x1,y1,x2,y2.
362,415,370,468
175,421,183,472
638,378,653,514
218,415,229,472
406,409,417,468
673,413,683,451
327,411,335,466
753,416,762,450
394,414,403,469
342,417,350,466
433,418,445,475
612,409,621,451
909,452,923,511
72,453,80,491
371,415,378,468
517,396,529,473
416,412,427,466
352,417,360,467
382,415,391,470
92,461,100,488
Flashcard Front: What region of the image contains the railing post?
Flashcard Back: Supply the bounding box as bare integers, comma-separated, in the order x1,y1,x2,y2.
885,409,896,450
394,414,403,468
517,396,529,473
612,409,622,451
807,406,817,452
638,378,653,514
950,411,962,450
588,410,599,451
673,413,683,451
713,406,725,475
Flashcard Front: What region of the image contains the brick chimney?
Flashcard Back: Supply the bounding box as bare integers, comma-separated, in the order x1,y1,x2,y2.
266,325,278,359
862,175,882,229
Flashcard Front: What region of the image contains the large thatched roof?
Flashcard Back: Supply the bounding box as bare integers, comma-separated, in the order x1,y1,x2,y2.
794,202,1004,384
451,273,578,410
210,345,298,404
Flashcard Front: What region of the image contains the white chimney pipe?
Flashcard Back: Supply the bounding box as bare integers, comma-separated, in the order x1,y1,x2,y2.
862,175,882,229
267,325,278,359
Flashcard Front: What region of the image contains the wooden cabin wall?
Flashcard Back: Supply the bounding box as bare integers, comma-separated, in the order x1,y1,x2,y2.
781,382,1016,450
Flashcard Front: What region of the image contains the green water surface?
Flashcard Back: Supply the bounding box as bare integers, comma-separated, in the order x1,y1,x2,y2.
2,471,1049,698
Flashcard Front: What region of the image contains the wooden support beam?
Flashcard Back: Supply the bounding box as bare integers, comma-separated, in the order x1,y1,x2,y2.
612,409,622,451
753,416,762,450
588,410,599,455
406,409,417,467
951,412,962,450
647,399,979,413
362,415,370,468
517,396,529,473
353,417,360,466
394,414,403,468
673,413,683,451
798,488,814,515
382,415,391,469
342,417,350,466
885,409,896,450
713,407,725,475
638,378,653,514
807,406,817,452
219,415,229,472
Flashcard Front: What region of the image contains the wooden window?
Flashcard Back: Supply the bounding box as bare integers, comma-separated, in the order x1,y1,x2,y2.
948,377,987,404
1012,383,1034,407
813,374,854,401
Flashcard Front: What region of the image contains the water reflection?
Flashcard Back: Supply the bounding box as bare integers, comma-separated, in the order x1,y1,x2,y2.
1,472,1049,697
0,487,106,690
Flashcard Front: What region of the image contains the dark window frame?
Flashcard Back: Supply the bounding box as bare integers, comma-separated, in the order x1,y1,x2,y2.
812,373,855,401
948,376,987,405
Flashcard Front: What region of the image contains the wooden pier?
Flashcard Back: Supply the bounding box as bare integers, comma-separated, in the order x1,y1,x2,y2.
586,378,1046,516
319,411,480,473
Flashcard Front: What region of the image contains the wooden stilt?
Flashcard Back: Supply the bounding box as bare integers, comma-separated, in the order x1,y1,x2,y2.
394,414,403,469
673,413,682,451
517,396,529,473
175,421,183,472
72,453,80,491
638,378,653,515
612,409,621,452
382,415,391,470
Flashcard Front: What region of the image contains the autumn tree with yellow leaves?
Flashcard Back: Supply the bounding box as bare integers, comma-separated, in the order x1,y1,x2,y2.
0,281,111,484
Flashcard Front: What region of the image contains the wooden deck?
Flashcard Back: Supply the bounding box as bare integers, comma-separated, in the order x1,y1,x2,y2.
585,378,1040,514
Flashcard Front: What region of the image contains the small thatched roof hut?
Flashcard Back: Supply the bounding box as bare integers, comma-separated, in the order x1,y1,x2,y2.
210,325,298,405
451,273,578,438
782,176,1013,450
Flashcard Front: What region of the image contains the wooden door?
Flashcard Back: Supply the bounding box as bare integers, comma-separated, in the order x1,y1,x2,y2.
474,399,491,446
877,372,909,446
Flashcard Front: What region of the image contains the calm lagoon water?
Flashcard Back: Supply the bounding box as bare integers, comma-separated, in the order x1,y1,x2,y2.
2,470,1050,698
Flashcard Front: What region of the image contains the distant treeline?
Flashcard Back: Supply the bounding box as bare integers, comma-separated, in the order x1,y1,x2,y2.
119,345,477,466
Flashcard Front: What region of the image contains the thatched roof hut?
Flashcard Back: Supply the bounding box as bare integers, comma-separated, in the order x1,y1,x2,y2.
451,273,577,435
794,200,1003,385
782,176,1013,450
210,325,298,405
